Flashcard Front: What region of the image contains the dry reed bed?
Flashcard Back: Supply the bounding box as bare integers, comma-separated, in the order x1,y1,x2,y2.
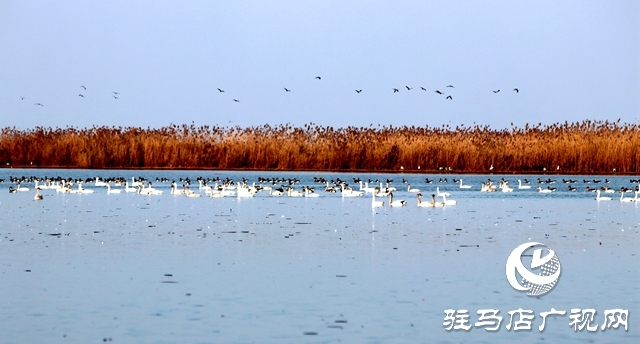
0,121,638,173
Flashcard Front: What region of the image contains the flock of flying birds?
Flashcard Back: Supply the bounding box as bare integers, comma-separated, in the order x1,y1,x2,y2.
22,78,520,106
22,85,121,107
214,76,519,103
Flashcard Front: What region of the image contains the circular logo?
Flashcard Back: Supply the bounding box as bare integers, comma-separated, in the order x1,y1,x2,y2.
505,242,561,296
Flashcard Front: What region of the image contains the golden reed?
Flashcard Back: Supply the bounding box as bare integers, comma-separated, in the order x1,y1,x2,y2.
0,120,638,173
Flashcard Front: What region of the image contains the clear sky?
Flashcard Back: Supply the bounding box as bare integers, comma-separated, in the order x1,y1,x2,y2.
0,1,638,130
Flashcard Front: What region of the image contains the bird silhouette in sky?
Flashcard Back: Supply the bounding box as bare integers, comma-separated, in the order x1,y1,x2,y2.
315,76,321,80
420,87,427,91
513,88,519,93
78,94,84,98
80,85,86,90
284,88,291,92
233,99,239,102
21,97,25,100
112,91,119,95
493,90,500,93
113,96,118,99
34,103,43,106
355,89,362,93
393,88,399,93
405,86,412,90
446,95,452,100
447,85,454,88
217,88,225,93
435,90,443,95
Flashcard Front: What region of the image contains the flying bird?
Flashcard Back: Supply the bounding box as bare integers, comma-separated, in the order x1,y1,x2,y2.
34,103,43,106
78,94,84,98
315,76,321,80
217,88,225,93
284,88,291,92
21,97,25,100
446,85,455,88
393,88,399,93
112,91,119,95
80,85,86,90
493,90,500,93
113,96,118,99
355,89,362,93
435,90,443,95
405,86,412,90
233,99,239,102
446,95,452,100
513,88,519,93
420,87,427,91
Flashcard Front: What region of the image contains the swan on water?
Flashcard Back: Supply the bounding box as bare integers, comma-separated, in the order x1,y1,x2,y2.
595,190,611,201
388,192,407,207
459,179,471,189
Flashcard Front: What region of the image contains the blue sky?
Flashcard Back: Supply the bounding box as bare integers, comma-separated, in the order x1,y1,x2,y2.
0,1,638,130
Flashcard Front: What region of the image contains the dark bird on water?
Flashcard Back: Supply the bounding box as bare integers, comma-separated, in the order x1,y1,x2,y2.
493,90,500,93
393,88,399,93
405,86,412,90
217,88,225,93
79,94,84,98
513,88,519,93
355,89,362,93
435,90,443,95
233,99,239,102
284,88,291,92
315,76,321,80
446,85,454,88
446,95,452,100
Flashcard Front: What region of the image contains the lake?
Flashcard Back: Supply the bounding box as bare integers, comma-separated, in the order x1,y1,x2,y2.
0,169,638,343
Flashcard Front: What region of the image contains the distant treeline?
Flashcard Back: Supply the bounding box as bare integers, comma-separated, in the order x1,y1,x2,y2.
0,121,638,173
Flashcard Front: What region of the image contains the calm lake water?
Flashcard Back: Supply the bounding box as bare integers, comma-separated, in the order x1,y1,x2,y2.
0,169,638,343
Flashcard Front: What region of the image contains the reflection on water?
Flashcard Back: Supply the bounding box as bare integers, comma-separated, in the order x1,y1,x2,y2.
0,169,638,343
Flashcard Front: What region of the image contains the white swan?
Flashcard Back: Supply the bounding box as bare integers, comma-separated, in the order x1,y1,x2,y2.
130,177,142,187
595,190,611,201
537,186,555,194
125,181,137,193
171,182,186,195
287,186,303,197
518,179,531,189
417,193,442,207
620,190,638,202
268,186,284,196
75,182,94,194
341,185,364,197
372,189,384,207
407,184,420,193
95,177,107,187
34,187,43,200
208,186,225,198
388,192,407,207
459,179,471,189
16,183,30,192
436,187,450,197
105,183,122,194
304,187,320,198
440,194,457,205
185,187,202,198
359,181,376,193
